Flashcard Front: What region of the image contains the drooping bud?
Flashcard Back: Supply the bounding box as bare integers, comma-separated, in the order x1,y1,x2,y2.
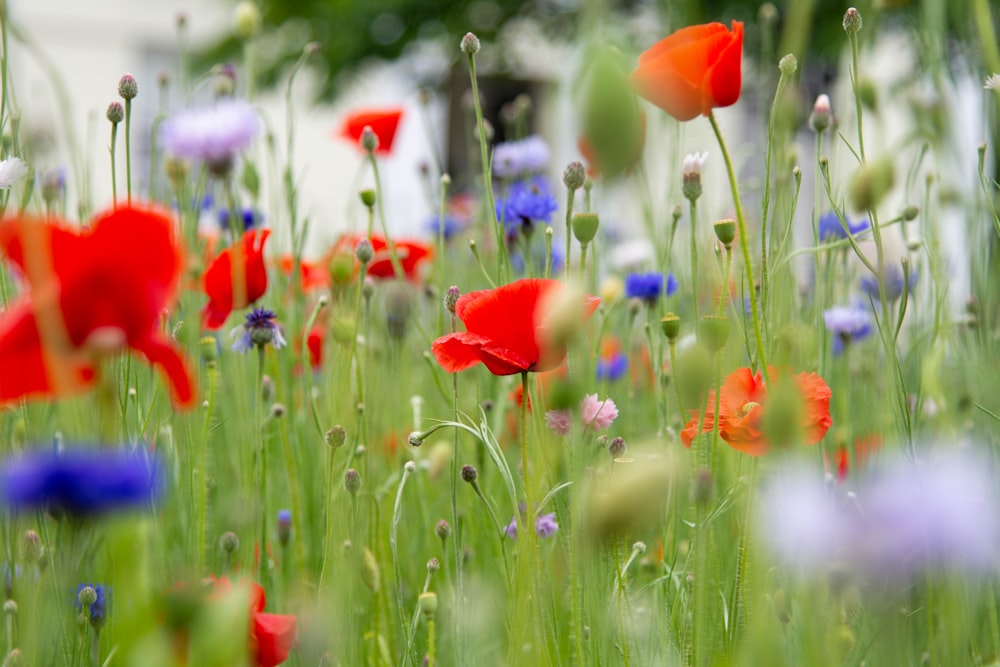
117,74,138,100
460,32,481,55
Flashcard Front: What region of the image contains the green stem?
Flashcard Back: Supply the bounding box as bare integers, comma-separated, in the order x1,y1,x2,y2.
565,188,576,278
256,345,269,586
427,618,436,667
366,153,407,283
449,352,464,664
688,197,700,324
124,98,132,205
759,66,792,320
109,122,118,209
614,534,632,667
708,111,769,383
197,363,217,572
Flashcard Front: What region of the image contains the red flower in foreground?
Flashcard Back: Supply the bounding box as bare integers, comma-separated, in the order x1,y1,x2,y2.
338,108,404,155
433,279,600,376
0,205,195,408
632,21,744,122
212,577,297,667
332,233,434,283
202,229,270,329
681,366,831,456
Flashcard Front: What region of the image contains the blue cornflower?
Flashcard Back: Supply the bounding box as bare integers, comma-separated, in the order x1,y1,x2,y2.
824,305,873,355
218,207,264,232
819,211,870,242
231,308,287,353
277,509,293,546
0,449,161,517
160,99,261,174
425,213,463,241
510,245,565,275
860,264,917,302
495,177,558,233
492,135,550,178
596,352,629,381
624,272,678,302
76,584,109,628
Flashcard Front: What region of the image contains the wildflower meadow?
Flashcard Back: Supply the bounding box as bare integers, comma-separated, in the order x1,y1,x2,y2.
3,1,1000,665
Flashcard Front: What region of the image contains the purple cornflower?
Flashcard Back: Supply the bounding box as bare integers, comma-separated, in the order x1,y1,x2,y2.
823,305,872,355
0,448,161,517
758,449,1000,576
504,505,559,539
624,272,678,302
818,211,869,242
231,308,287,353
496,176,558,234
596,352,628,381
493,135,550,178
160,99,261,175
860,264,917,302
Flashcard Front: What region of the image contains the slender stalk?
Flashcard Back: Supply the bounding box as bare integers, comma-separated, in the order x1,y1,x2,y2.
109,121,118,209
197,362,217,572
564,188,576,278
366,153,406,283
124,98,133,205
613,534,632,667
688,198,700,324
256,345,270,586
759,64,793,320
708,111,769,382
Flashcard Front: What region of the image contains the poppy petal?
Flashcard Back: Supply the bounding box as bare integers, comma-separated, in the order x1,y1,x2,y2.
431,331,491,373
131,334,196,408
253,612,297,667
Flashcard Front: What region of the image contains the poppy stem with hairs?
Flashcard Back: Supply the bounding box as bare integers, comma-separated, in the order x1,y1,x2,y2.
707,110,770,384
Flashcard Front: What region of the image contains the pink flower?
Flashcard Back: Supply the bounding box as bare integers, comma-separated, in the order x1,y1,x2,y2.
545,409,573,436
581,394,618,431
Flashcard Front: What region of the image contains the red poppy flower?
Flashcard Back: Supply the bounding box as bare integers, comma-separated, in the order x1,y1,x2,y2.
306,324,325,370
211,576,297,667
681,366,831,456
332,233,434,283
202,229,270,330
276,255,329,291
337,108,404,155
432,279,600,376
0,205,195,408
632,21,744,122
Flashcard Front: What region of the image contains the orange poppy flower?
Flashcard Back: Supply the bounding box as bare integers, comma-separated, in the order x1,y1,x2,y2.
632,21,744,122
681,366,831,456
202,229,270,330
337,108,404,155
0,205,195,408
432,279,600,376
332,233,433,283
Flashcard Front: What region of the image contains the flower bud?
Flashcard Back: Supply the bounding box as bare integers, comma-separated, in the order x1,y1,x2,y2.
698,315,730,353
608,436,626,459
269,403,286,419
22,530,42,564
3,649,23,667
778,53,797,76
572,212,600,244
2,601,15,616
713,219,737,247
660,313,681,341
427,557,440,573
234,1,262,39
444,286,460,314
354,238,374,264
360,189,376,208
345,468,362,496
418,591,438,620
848,157,895,212
902,205,918,221
404,460,417,474
117,74,138,100
277,509,292,546
563,161,586,191
842,7,862,35
460,32,481,55
436,519,451,541
220,531,240,553
78,586,97,608
325,424,346,448
106,102,124,124
461,464,478,483
260,374,274,402
360,126,379,153
199,337,219,366
809,94,832,133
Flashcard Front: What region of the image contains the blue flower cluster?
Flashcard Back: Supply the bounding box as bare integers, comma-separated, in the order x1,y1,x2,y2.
823,305,873,355
819,211,870,242
624,272,678,302
860,264,918,302
495,177,558,234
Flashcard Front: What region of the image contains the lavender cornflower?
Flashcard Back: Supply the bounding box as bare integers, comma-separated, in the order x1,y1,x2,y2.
823,305,872,355
495,176,559,234
624,272,678,303
504,505,559,539
0,157,28,189
231,308,287,353
492,135,550,178
596,351,628,382
818,211,869,242
159,99,261,175
860,263,917,302
0,448,161,518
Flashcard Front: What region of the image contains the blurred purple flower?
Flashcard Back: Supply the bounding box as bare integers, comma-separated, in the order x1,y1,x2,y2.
596,352,628,382
493,135,550,178
758,449,1000,576
160,99,261,174
860,264,917,302
625,272,678,302
0,448,161,518
824,305,872,355
819,211,869,242
504,505,560,539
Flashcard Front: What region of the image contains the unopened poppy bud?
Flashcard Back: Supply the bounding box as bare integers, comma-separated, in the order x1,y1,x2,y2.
345,468,362,496
233,1,262,39
660,313,681,340
608,436,626,459
418,591,438,620
778,53,797,76
361,547,380,593
572,212,600,244
360,126,379,153
460,32,481,55
220,531,240,553
117,73,138,100
698,315,730,353
276,509,292,546
444,286,460,314
326,424,346,448
78,586,97,608
261,374,274,402
22,530,42,563
713,219,737,246
563,161,586,190
199,337,219,366
436,519,451,541
360,189,376,208
842,7,862,35
461,464,478,483
848,157,894,212
355,237,374,264
427,557,440,574
106,102,124,125
809,94,832,133
902,205,918,221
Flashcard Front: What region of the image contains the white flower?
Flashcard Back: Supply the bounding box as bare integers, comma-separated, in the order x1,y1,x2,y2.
984,73,1000,91
0,157,29,189
682,151,708,177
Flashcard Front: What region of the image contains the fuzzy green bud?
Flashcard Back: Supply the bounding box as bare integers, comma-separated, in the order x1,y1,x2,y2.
848,158,895,212
572,212,600,244
842,7,862,35
778,53,797,76
106,102,124,125
563,161,586,190
78,586,97,608
325,424,346,448
354,237,374,264
219,531,239,553
117,73,138,100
